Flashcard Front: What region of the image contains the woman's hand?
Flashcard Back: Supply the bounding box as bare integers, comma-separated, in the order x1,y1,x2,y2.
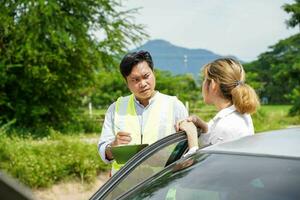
177,121,198,149
176,115,208,133
186,115,199,125
188,115,208,133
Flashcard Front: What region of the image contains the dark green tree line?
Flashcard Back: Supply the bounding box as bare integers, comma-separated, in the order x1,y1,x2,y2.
0,0,147,131
245,0,300,115
155,70,200,103
244,34,300,103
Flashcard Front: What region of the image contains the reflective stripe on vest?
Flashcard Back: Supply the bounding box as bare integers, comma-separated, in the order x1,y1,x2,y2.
111,93,175,174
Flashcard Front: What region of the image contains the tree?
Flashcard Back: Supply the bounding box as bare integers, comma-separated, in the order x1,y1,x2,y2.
244,0,300,115
244,34,300,104
91,71,128,108
283,0,300,115
155,70,200,104
0,0,147,131
283,0,300,29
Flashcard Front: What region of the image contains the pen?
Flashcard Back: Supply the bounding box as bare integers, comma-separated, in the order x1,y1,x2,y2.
141,133,143,144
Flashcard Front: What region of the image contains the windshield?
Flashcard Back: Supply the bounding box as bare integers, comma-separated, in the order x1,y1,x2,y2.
122,153,300,200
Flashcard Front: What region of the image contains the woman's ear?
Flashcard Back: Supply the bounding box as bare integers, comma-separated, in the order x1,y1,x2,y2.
210,79,218,91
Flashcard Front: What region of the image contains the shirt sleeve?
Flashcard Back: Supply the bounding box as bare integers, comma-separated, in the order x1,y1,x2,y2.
173,97,189,122
98,102,116,163
209,124,234,145
200,119,213,145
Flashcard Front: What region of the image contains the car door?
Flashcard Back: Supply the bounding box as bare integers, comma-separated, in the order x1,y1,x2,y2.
90,131,193,200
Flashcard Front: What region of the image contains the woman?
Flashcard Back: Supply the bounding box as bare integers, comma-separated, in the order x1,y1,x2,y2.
177,58,260,154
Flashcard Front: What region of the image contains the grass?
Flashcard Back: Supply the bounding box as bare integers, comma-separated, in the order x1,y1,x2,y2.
252,105,300,132
0,132,109,188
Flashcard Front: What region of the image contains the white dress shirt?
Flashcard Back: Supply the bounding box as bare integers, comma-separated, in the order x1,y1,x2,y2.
98,91,188,163
200,105,254,145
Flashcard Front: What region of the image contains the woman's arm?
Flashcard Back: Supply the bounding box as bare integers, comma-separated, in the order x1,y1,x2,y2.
181,115,208,133
191,115,208,133
179,121,198,149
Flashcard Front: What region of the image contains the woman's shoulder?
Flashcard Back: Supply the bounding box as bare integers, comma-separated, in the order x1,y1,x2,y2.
221,110,251,122
215,111,252,130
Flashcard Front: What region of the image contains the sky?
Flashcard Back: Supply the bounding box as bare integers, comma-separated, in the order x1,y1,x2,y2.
123,0,298,62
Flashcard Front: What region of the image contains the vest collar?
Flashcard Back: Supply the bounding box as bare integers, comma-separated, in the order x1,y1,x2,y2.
133,91,159,108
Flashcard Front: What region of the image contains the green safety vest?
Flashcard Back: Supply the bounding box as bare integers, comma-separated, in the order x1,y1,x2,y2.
111,93,176,174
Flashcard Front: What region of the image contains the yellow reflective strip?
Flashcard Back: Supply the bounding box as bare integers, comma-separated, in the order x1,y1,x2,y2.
112,95,139,174
112,161,125,175
143,102,161,144
115,97,121,113
165,97,175,135
125,94,140,144
114,97,122,134
127,94,136,115
112,161,121,170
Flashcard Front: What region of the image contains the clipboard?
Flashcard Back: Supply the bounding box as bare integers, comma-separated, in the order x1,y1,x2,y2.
111,144,149,164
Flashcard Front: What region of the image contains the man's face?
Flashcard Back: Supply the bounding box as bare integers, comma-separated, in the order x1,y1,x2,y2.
126,61,156,103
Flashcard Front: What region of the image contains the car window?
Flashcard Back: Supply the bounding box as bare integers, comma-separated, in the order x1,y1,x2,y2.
104,139,187,200
91,131,204,200
121,153,300,200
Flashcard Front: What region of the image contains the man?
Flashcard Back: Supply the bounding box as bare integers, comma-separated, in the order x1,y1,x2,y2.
98,50,188,174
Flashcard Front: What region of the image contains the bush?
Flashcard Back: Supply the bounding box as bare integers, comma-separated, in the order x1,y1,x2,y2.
0,133,109,188
1,112,101,137
60,114,101,134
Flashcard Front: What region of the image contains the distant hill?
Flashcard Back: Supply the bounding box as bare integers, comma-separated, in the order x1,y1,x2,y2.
134,39,239,78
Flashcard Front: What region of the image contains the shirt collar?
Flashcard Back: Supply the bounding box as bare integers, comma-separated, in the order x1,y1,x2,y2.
212,105,236,121
133,91,159,108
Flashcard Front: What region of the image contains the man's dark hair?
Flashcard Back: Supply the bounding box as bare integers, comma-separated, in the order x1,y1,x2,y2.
119,50,154,78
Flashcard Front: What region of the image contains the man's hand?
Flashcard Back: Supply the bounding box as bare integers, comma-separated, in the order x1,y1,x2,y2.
105,132,132,160
112,132,132,146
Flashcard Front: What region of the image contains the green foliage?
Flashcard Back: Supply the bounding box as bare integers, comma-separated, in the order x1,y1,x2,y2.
0,0,147,131
190,104,216,121
91,71,129,108
244,71,263,91
58,113,101,134
1,113,101,136
155,70,200,103
283,0,300,29
0,133,109,188
244,1,300,115
288,86,300,115
252,105,300,132
244,34,300,113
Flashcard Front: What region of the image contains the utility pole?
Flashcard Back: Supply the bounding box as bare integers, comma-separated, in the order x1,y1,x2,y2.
183,54,188,69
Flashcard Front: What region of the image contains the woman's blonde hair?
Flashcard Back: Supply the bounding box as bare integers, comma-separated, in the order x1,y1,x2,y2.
203,58,260,114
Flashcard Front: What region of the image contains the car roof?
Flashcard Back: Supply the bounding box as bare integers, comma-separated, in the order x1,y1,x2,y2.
201,127,300,159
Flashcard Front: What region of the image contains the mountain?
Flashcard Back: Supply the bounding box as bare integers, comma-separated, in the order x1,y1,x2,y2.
134,39,238,77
